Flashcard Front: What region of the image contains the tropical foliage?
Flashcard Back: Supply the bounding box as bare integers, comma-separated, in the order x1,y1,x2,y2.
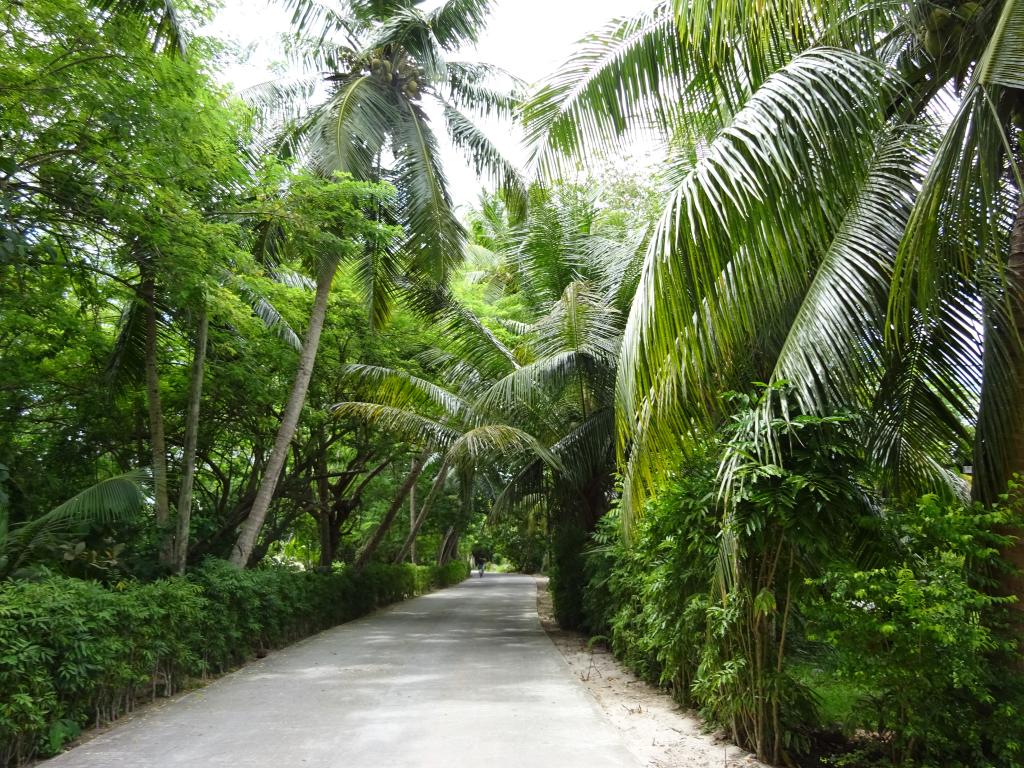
521,0,1024,762
3,0,1024,765
253,0,525,299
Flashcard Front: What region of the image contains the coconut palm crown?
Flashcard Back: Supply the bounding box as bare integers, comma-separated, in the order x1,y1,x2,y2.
524,0,1024,522
257,0,526,299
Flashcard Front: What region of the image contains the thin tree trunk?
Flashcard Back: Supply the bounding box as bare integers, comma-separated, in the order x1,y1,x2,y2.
230,263,337,567
316,452,333,569
353,453,426,572
436,527,454,566
141,275,173,569
174,306,208,574
393,465,450,564
409,465,417,564
438,528,459,565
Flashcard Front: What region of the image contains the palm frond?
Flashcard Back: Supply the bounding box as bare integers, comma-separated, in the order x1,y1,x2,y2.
617,48,894,518
445,61,523,119
332,401,460,450
549,407,616,490
3,471,151,578
522,4,682,173
105,292,177,390
340,363,475,424
428,0,494,50
404,280,521,377
280,0,361,42
769,132,927,414
477,350,587,411
242,76,322,130
888,0,1024,501
489,459,546,520
392,102,466,283
310,74,398,180
368,6,446,79
446,424,562,472
533,281,622,362
442,105,527,216
869,298,979,499
230,276,304,352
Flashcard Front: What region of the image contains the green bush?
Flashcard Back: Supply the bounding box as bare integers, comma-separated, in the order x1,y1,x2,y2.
431,560,472,587
482,519,547,573
582,451,719,701
0,560,465,767
582,456,1024,767
806,494,1024,767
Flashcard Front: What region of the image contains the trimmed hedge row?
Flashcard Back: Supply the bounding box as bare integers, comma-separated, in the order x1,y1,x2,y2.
0,559,469,766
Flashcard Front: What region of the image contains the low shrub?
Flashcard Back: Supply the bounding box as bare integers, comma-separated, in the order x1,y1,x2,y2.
481,519,547,573
432,560,472,587
582,459,1024,767
0,560,465,766
806,493,1024,768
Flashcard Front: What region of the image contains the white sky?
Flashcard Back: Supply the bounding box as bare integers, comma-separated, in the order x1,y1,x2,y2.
203,0,653,206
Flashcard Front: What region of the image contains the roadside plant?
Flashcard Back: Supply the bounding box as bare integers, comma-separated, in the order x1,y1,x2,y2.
0,469,149,580
806,489,1024,767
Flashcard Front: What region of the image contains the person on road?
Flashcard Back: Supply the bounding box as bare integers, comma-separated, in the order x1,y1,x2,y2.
473,551,486,577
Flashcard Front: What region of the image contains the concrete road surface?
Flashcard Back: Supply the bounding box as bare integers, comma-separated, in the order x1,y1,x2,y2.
43,573,642,767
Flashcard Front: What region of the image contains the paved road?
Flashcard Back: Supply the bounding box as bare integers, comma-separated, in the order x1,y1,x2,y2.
44,574,641,768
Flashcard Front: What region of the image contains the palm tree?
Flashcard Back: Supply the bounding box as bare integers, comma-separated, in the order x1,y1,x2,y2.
525,0,1024,601
228,1,526,566
335,363,562,565
254,0,526,292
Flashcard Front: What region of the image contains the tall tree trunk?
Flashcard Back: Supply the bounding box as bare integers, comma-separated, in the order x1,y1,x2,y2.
174,306,208,574
317,509,334,569
315,450,333,568
973,200,1024,621
436,527,454,565
437,528,459,565
409,464,417,564
354,453,426,572
141,274,173,569
393,464,450,564
230,264,337,567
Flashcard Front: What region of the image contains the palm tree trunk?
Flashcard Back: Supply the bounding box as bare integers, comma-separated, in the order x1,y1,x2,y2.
973,200,1024,621
353,453,426,572
393,465,450,564
437,528,459,565
230,264,337,567
141,275,173,569
174,306,208,574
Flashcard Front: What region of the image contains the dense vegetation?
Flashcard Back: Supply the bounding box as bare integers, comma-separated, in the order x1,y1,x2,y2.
2,0,1024,765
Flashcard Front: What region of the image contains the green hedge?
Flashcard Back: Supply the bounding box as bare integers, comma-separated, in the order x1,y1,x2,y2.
0,559,469,766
